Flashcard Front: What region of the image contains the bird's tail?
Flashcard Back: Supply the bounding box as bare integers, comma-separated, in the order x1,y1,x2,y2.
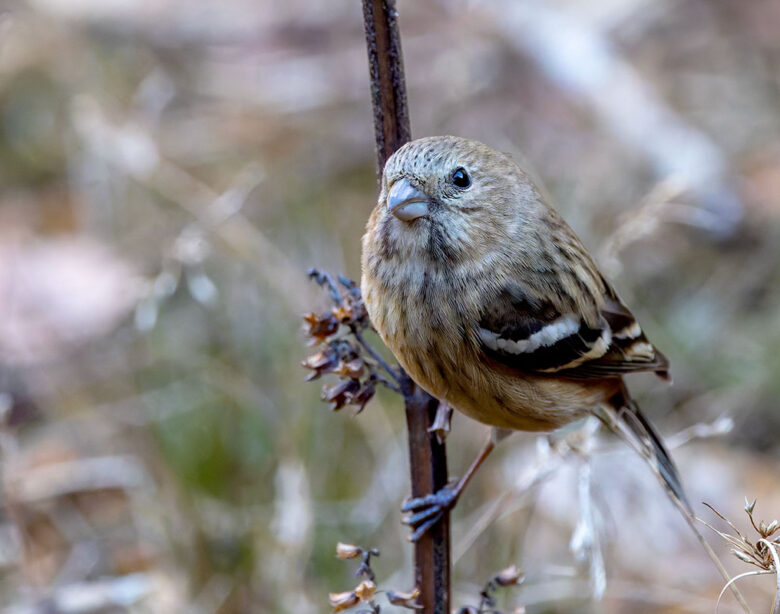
602,385,691,513
603,388,754,610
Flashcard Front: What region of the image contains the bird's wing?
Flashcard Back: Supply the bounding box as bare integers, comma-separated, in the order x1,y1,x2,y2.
477,281,669,380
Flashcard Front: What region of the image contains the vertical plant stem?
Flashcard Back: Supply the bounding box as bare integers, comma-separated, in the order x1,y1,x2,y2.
402,375,451,614
362,0,412,172
361,1,451,612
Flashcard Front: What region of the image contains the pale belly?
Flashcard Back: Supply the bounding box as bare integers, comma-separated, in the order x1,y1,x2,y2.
396,344,607,432
375,309,615,432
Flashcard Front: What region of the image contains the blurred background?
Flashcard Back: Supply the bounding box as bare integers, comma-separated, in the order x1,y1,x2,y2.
1,0,780,612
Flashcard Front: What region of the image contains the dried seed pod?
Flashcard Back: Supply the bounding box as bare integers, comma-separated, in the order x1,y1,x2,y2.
333,358,365,379
495,564,524,587
322,379,361,410
332,304,354,323
386,588,422,609
328,591,360,612
354,580,376,602
303,311,339,343
301,347,340,380
349,380,376,414
335,543,362,559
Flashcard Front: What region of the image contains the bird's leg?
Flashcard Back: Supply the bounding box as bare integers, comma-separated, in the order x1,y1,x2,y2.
402,431,496,542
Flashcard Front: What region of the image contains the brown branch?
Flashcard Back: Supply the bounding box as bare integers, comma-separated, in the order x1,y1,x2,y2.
362,0,412,174
401,377,451,613
361,2,451,612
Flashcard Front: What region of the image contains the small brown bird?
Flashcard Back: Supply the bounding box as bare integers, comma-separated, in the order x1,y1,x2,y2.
361,135,687,540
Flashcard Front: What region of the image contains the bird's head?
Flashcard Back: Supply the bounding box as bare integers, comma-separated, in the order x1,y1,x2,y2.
373,136,542,267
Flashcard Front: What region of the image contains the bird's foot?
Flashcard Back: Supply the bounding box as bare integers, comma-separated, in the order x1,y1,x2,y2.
401,483,460,542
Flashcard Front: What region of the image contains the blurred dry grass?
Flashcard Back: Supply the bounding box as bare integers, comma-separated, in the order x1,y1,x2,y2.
1,0,780,612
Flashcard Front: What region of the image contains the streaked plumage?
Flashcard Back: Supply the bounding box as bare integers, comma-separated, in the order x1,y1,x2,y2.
361,136,687,508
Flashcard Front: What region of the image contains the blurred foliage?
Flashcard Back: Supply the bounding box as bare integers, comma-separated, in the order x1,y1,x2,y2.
1,0,780,613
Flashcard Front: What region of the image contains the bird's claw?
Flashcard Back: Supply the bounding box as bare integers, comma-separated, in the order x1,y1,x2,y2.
401,485,459,542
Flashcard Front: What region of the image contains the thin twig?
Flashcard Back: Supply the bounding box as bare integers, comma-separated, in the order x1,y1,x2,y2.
373,373,401,394
352,328,400,384
307,268,343,305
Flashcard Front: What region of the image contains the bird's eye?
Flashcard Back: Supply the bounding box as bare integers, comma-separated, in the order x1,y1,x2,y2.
451,167,471,189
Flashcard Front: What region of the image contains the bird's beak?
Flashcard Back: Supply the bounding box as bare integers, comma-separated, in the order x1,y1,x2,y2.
386,178,430,222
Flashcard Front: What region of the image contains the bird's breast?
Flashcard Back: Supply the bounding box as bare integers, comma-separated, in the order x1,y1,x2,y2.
362,255,475,398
